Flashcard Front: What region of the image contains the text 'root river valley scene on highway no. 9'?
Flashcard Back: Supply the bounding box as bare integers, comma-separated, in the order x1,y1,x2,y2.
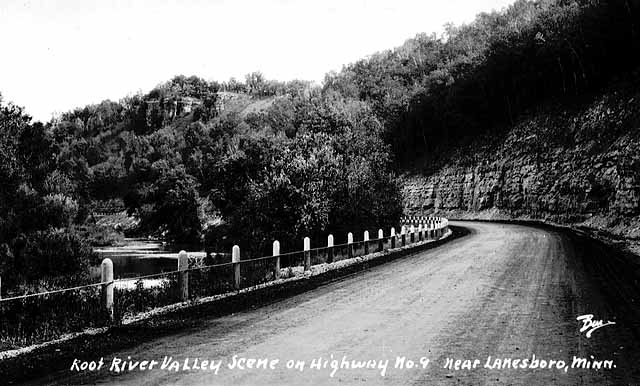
1,0,640,385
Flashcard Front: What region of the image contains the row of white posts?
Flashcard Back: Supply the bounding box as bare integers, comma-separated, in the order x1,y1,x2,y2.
100,218,448,322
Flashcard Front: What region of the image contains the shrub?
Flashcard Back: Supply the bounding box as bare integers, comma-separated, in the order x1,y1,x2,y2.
39,193,79,228
20,228,94,282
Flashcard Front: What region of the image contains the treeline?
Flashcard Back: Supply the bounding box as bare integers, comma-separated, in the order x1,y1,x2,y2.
0,72,401,292
324,0,640,166
0,96,93,291
123,92,402,254
224,72,314,97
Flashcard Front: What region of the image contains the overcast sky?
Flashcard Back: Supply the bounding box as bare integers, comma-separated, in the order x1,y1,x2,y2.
0,0,515,122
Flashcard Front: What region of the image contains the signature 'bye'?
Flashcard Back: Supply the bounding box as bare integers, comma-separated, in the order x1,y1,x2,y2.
576,314,615,338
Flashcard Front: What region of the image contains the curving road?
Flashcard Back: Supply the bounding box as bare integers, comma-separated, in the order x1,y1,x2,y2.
23,222,640,385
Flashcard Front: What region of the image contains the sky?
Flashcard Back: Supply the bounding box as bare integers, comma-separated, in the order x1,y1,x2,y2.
0,0,516,122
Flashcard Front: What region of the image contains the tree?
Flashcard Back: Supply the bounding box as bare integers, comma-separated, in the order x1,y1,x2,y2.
245,71,266,95
0,95,93,289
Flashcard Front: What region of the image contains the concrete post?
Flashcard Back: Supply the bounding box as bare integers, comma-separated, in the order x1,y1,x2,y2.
364,230,370,255
347,232,354,259
304,237,311,271
273,240,280,279
232,245,241,290
377,229,384,252
418,224,423,241
178,250,189,301
410,225,415,243
401,226,406,247
327,234,334,264
101,258,114,322
391,227,396,248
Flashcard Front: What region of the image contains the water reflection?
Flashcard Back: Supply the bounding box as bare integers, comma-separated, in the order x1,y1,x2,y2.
94,238,206,279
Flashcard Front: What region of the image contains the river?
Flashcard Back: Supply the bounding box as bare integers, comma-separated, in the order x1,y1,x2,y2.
93,238,206,279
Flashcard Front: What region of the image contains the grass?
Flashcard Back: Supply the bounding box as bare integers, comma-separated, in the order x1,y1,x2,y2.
0,286,108,351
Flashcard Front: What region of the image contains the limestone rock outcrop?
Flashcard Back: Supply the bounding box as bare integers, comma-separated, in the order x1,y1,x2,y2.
402,88,640,236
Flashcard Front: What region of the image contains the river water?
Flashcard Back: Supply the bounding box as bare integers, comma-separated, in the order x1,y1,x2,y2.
94,238,206,279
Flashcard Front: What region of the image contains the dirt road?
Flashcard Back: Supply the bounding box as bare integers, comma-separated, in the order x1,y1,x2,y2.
23,222,640,385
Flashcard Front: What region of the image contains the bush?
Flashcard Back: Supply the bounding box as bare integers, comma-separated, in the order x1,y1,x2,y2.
19,228,94,283
40,193,79,228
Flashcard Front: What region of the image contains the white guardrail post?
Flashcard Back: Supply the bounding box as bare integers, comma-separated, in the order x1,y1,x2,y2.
304,237,311,271
232,245,241,290
398,215,449,242
273,240,280,279
178,250,189,301
101,258,114,322
327,234,334,263
391,227,396,248
363,230,370,255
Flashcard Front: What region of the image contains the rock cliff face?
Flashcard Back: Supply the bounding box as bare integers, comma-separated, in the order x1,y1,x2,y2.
402,81,640,237
145,96,204,123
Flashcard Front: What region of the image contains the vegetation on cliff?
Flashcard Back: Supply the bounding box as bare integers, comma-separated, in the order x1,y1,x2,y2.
325,0,640,166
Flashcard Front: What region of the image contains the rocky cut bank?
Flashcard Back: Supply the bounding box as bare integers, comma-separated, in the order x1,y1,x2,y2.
402,73,640,240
